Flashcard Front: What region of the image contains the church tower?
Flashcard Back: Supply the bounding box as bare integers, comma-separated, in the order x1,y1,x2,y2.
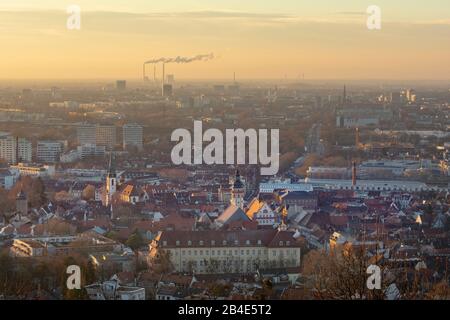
230,170,245,209
105,154,117,207
16,190,28,216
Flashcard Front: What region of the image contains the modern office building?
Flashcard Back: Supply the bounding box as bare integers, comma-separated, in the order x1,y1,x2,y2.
95,125,117,150
77,144,106,159
77,124,97,146
123,124,143,151
77,124,117,150
37,140,63,163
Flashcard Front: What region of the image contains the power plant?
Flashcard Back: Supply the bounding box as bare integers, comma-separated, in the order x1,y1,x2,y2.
142,53,214,96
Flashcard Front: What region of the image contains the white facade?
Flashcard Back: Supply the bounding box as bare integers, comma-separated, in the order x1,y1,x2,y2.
37,140,63,163
302,178,447,192
151,230,301,275
252,202,277,226
10,163,55,177
0,136,32,164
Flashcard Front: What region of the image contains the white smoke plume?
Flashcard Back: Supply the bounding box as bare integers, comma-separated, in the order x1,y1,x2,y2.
145,53,214,65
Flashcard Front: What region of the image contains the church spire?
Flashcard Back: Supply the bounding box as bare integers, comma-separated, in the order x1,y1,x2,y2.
108,153,116,178
105,153,117,207
230,169,244,209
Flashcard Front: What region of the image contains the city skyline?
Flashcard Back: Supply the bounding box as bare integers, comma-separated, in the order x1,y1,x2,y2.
0,1,450,80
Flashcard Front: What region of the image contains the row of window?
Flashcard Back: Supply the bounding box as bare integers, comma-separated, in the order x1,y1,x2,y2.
170,248,298,257
164,239,262,247
162,240,292,247
179,259,297,272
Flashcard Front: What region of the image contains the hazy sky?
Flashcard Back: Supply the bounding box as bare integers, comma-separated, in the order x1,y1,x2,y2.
0,1,449,80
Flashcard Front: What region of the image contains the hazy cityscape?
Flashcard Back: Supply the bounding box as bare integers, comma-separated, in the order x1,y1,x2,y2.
0,1,450,303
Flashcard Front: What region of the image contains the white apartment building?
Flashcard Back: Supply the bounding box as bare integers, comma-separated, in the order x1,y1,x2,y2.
123,124,143,150
0,135,32,164
150,230,301,274
37,140,64,163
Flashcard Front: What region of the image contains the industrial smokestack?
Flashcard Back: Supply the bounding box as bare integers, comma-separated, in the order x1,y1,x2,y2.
352,161,357,188
162,63,165,97
143,63,146,82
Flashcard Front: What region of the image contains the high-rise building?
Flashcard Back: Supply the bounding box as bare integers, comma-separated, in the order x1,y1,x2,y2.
77,124,116,150
37,141,63,163
96,125,117,150
123,124,143,151
167,74,175,84
77,124,97,146
0,135,32,164
116,80,127,91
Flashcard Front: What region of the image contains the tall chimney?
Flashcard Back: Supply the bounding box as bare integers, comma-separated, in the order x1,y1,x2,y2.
352,161,357,188
153,64,156,82
162,63,165,96
143,63,146,82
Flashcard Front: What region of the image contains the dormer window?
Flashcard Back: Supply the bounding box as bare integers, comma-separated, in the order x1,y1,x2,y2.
199,240,204,246
222,240,227,245
234,240,239,245
246,240,250,245
286,241,291,246
257,240,262,245
211,240,215,246
162,241,167,246
176,241,180,246
279,241,283,246
188,240,192,246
